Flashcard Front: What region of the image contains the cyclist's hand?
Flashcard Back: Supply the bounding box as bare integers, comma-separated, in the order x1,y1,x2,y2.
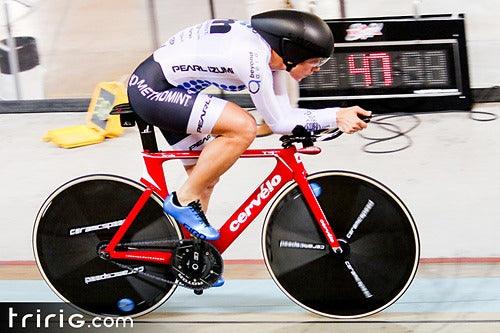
336,106,372,134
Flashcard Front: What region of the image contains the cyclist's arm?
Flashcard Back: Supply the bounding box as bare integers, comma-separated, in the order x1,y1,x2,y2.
248,67,339,134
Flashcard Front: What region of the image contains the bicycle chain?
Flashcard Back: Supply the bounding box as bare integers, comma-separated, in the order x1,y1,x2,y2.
102,254,180,286
99,239,210,289
114,239,181,249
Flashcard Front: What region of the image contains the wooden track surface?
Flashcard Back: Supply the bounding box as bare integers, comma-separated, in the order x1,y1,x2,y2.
2,261,500,280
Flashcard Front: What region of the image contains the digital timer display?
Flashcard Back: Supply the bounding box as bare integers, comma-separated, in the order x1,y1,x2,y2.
300,41,458,96
298,15,471,112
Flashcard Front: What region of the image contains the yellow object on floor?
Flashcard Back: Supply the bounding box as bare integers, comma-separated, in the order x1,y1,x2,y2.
42,125,106,148
43,82,127,148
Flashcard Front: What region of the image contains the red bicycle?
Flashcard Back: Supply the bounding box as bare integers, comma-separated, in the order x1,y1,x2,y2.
33,105,419,319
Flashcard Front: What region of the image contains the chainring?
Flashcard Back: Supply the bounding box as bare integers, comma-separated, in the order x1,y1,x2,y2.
173,240,223,289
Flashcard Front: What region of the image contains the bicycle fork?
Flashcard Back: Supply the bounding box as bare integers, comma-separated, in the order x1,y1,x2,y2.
286,150,343,253
295,175,343,253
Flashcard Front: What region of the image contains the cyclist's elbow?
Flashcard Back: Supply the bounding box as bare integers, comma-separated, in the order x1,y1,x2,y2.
268,122,294,135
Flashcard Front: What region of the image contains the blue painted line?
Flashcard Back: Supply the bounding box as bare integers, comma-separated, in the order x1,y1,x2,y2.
393,277,500,313
1,278,500,313
0,280,60,302
160,280,300,313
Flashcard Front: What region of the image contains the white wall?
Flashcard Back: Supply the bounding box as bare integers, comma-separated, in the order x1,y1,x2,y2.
0,0,497,99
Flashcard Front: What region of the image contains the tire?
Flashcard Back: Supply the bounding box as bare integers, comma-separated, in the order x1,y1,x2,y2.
262,171,419,318
33,174,182,317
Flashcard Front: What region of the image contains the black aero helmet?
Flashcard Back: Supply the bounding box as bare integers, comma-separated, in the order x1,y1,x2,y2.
251,9,334,71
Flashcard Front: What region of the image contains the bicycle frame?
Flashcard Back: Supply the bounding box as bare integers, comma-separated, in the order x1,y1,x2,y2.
105,145,342,265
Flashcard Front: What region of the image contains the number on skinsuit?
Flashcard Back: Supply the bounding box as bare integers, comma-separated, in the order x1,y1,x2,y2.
209,19,235,34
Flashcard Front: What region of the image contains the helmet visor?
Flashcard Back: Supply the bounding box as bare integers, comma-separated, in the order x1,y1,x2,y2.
314,57,331,67
305,57,331,68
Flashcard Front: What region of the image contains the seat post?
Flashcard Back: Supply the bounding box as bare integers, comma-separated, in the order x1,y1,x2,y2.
136,117,159,153
110,103,160,152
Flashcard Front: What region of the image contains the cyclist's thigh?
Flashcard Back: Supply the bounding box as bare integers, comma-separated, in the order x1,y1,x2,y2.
127,55,227,134
160,131,214,166
210,102,256,136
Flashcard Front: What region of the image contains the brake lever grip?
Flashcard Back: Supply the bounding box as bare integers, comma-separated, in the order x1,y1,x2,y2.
359,113,372,123
319,130,343,141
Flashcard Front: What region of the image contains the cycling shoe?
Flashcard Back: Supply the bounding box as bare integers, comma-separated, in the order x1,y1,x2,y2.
163,192,220,241
212,276,225,287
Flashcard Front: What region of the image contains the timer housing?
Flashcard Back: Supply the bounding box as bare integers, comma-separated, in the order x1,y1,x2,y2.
299,14,472,113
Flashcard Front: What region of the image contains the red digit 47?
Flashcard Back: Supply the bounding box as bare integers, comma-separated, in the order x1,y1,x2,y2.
347,52,393,87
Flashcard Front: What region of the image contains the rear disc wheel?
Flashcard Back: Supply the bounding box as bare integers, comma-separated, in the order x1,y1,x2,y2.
33,174,182,317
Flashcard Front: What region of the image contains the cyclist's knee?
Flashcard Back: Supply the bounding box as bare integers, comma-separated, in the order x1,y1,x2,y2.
214,103,257,144
228,112,257,143
237,117,257,144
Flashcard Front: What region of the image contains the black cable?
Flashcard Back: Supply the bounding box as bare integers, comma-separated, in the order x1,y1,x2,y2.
357,106,498,154
357,113,421,154
469,86,499,121
469,110,497,122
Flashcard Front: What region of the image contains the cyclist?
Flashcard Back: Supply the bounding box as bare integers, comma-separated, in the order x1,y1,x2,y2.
127,10,371,244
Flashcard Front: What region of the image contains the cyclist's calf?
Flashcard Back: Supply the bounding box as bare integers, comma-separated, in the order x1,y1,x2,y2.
185,163,219,211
